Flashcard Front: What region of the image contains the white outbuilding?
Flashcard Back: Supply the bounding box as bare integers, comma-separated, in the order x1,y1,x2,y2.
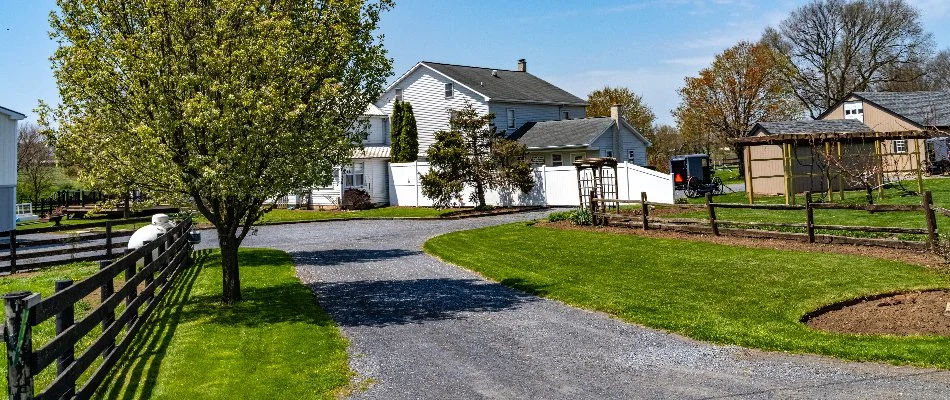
1,106,26,233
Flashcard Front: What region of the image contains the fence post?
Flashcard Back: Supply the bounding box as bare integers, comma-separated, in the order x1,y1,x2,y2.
55,280,76,399
105,221,113,259
923,191,939,251
640,192,649,230
805,191,815,243
706,193,719,236
4,291,34,399
9,230,16,274
143,241,154,304
99,260,115,357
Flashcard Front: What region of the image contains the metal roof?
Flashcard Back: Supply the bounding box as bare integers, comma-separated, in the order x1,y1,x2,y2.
750,120,872,135
352,145,390,159
507,118,614,149
363,103,386,117
0,106,26,120
421,62,588,106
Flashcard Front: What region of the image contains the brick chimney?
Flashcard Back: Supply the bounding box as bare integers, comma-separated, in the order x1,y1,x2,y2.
610,104,623,123
517,59,526,72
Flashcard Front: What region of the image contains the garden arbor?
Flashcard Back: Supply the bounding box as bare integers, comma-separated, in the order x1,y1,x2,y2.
737,130,947,204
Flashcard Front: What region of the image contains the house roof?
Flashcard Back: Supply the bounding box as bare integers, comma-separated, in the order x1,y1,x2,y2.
507,118,615,149
750,120,872,136
0,106,26,120
850,91,950,128
363,104,386,117
417,62,588,106
353,145,390,159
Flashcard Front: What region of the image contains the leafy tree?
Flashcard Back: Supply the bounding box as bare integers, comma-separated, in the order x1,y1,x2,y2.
44,0,392,304
390,100,405,162
763,0,933,117
16,123,56,204
644,125,687,173
401,102,419,162
674,41,801,177
420,103,534,208
586,87,656,136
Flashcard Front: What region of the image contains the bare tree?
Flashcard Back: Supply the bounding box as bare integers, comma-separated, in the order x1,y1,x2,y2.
16,123,55,205
645,125,687,172
879,48,950,91
764,0,933,117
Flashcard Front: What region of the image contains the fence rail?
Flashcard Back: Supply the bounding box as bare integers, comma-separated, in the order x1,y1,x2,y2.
3,218,194,399
1,217,152,274
593,191,943,251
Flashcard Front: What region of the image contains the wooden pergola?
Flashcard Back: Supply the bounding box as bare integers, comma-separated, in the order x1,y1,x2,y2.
735,130,946,204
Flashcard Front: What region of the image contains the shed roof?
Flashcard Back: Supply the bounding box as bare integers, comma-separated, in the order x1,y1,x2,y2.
363,104,386,117
851,91,950,128
751,120,872,135
507,118,614,149
421,62,588,106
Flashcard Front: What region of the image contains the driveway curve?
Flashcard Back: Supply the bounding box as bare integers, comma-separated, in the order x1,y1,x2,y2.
201,212,950,399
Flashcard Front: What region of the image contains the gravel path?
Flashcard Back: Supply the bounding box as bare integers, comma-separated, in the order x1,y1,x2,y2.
199,213,950,399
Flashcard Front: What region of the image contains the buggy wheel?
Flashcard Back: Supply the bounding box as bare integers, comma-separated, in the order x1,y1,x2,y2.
712,177,725,195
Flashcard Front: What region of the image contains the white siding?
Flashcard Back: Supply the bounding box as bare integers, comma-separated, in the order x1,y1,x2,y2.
487,102,586,134
309,158,389,206
376,67,489,157
0,115,16,187
363,116,387,144
620,125,648,166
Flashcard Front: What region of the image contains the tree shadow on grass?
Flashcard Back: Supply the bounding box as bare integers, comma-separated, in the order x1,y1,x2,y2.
309,277,540,327
292,248,421,267
96,249,208,400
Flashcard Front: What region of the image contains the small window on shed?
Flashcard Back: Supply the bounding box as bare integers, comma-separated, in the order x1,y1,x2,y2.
893,139,908,153
444,83,453,98
628,150,636,163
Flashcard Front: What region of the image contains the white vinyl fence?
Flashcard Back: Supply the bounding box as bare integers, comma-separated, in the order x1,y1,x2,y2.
389,161,674,207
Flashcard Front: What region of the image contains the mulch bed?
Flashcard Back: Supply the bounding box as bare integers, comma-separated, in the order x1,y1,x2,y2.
805,291,950,336
441,206,542,219
538,220,950,337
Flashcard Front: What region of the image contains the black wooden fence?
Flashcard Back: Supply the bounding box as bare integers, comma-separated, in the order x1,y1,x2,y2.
2,218,194,399
593,191,943,251
1,217,152,274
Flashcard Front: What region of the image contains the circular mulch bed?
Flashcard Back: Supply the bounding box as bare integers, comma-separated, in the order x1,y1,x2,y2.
805,290,950,336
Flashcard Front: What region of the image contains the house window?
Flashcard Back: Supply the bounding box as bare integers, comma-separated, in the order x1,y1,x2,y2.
562,111,569,120
343,162,364,187
628,150,637,163
444,83,453,98
552,154,563,167
893,139,908,153
530,156,545,167
395,88,403,102
507,109,515,129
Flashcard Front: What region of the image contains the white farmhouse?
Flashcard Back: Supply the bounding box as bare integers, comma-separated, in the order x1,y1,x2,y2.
375,59,650,166
1,106,26,233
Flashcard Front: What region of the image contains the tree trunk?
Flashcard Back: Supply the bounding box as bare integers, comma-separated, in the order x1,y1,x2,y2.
218,232,242,304
734,146,745,179
473,179,487,209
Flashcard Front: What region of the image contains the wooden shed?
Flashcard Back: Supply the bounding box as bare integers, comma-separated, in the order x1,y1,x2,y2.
0,106,26,233
738,120,942,204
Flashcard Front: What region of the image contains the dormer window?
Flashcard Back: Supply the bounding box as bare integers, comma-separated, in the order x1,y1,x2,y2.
444,83,453,99
395,88,403,102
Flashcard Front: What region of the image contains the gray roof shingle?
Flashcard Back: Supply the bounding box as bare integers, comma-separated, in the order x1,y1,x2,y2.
853,91,950,127
753,120,872,135
507,118,613,149
422,62,588,106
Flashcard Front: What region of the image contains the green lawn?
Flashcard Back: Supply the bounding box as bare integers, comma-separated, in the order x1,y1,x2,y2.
670,177,950,239
425,223,950,368
97,248,353,399
712,166,743,184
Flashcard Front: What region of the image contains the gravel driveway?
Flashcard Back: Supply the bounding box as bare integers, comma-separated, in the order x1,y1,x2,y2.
200,213,950,399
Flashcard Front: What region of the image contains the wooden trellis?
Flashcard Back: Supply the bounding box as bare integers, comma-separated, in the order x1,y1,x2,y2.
574,158,619,221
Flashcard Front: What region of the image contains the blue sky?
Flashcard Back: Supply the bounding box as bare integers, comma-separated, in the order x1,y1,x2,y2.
4,0,950,125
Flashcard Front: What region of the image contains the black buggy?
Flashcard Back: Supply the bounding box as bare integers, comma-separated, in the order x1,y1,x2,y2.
669,154,724,198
